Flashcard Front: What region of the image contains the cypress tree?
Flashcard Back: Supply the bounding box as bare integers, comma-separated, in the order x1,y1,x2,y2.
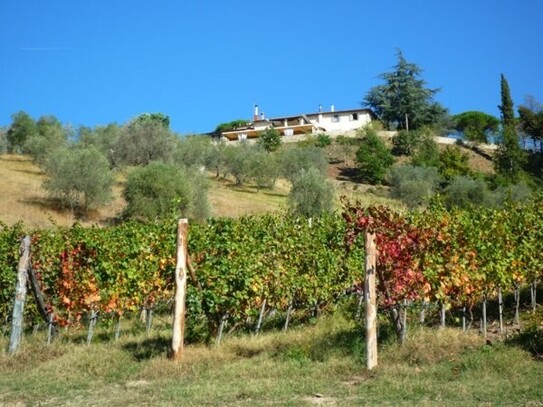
495,74,525,181
499,74,515,127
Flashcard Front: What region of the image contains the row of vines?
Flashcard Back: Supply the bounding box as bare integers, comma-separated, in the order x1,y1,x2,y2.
0,215,363,341
2,195,543,343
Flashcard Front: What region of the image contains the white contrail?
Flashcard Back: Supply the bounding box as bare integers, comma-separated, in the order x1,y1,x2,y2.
21,47,71,51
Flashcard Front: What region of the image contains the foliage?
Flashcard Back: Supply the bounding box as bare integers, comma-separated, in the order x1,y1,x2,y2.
518,97,543,147
78,123,121,166
0,127,8,154
494,74,526,182
123,162,209,220
355,127,394,184
363,50,447,131
257,128,282,153
174,135,215,170
453,111,499,144
315,133,332,147
2,196,543,351
442,176,491,208
438,146,471,180
6,111,38,153
223,142,255,186
24,115,69,166
391,129,423,156
133,112,170,129
112,118,177,167
248,148,280,191
288,167,334,217
411,134,440,167
279,146,328,183
215,119,250,133
43,145,114,214
388,165,440,208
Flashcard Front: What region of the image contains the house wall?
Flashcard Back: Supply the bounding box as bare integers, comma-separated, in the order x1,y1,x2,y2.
308,110,372,134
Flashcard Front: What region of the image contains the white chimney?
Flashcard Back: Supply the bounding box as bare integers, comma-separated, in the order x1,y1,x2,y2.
253,105,259,122
319,104,323,113
331,104,335,112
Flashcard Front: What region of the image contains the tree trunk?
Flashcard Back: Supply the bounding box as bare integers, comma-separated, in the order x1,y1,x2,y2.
462,306,466,332
355,292,364,322
498,286,504,334
514,284,520,325
420,300,426,324
86,309,97,345
482,295,487,339
47,313,55,345
145,308,153,336
216,314,228,347
440,302,446,328
115,314,122,341
9,236,31,355
255,299,267,335
531,280,537,313
365,232,378,369
402,300,408,340
171,218,189,360
283,301,293,332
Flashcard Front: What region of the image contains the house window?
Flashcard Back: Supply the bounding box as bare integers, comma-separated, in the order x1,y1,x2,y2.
350,113,359,121
332,114,340,123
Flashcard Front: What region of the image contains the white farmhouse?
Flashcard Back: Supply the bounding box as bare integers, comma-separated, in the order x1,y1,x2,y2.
219,105,376,141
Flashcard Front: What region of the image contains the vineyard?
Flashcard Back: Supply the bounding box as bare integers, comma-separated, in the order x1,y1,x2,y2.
2,196,543,347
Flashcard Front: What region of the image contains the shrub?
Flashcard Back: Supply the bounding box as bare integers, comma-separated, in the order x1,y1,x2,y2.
123,162,209,220
492,183,532,206
0,128,7,154
315,133,332,147
443,176,491,208
43,145,114,214
392,130,423,156
288,167,334,217
388,165,441,208
257,128,282,152
279,146,328,183
411,135,440,168
438,146,471,180
355,127,394,184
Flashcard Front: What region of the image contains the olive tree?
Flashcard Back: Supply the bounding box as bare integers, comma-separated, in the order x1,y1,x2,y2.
43,145,114,215
288,167,334,217
123,161,209,220
113,115,177,167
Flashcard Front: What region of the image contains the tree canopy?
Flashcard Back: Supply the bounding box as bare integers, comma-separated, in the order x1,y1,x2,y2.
518,97,543,150
363,51,447,131
453,111,499,144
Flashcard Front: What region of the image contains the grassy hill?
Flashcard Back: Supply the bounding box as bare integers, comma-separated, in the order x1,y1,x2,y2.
0,138,494,228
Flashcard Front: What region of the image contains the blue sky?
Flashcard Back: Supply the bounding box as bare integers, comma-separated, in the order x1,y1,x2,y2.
1,1,542,134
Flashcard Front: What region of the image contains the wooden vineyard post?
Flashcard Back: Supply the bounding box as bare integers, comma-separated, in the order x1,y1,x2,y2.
171,218,189,360
9,236,31,355
365,232,378,370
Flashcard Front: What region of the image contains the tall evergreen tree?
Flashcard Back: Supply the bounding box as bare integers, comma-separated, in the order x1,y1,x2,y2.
494,74,525,181
499,74,515,127
363,50,447,131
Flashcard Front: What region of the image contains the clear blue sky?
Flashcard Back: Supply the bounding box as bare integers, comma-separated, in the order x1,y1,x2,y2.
1,0,542,134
